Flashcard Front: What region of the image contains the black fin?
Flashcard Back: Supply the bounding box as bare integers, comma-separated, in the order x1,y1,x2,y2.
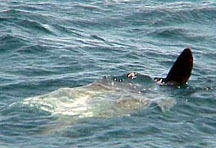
164,48,193,85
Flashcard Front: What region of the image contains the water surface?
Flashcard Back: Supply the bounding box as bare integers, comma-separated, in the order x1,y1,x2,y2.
0,0,216,147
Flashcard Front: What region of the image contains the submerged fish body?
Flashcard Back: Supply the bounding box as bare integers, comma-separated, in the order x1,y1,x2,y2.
22,48,193,119
22,74,176,118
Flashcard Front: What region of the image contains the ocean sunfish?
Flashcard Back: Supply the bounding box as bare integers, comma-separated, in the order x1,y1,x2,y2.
22,48,193,118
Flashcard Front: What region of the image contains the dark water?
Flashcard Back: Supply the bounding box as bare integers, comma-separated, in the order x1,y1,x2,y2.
0,0,216,147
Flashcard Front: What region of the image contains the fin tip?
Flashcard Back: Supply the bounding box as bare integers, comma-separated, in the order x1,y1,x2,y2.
164,48,194,85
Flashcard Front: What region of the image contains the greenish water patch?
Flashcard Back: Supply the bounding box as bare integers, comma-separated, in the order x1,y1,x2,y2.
0,0,216,147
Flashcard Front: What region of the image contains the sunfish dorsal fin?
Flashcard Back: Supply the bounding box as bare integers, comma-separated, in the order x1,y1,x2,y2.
164,48,193,85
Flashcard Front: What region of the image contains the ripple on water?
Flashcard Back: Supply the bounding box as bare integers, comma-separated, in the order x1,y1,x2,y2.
0,0,216,148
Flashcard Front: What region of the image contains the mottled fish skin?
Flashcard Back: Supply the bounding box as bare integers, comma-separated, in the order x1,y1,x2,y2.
127,48,193,86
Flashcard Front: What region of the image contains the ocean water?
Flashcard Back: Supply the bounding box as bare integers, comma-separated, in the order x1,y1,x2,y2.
0,0,216,147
